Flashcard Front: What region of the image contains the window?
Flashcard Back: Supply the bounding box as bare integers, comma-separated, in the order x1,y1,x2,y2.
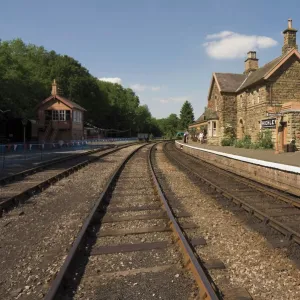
257,90,260,103
52,110,59,120
45,110,52,121
59,110,66,121
66,111,71,120
73,110,82,123
212,121,217,137
52,110,67,121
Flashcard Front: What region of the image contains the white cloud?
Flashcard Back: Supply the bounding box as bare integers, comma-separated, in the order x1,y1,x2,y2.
130,84,162,92
206,31,234,40
98,77,122,84
159,96,187,104
130,84,147,92
151,86,161,91
203,31,278,59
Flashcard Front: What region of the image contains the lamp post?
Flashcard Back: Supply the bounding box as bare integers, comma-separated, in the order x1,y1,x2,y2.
274,103,282,154
21,118,28,152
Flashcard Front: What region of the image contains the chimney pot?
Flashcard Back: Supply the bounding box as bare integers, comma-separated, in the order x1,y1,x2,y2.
244,51,259,74
282,19,298,55
51,79,58,96
247,51,256,59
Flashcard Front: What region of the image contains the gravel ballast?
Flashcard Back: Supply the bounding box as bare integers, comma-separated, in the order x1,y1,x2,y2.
0,144,141,300
155,143,300,299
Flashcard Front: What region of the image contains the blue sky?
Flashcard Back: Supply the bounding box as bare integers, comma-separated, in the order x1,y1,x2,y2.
0,0,299,118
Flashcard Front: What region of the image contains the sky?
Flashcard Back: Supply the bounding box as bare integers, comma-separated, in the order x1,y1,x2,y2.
0,0,299,119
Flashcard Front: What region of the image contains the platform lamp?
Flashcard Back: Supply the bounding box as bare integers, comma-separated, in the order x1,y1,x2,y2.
21,118,28,152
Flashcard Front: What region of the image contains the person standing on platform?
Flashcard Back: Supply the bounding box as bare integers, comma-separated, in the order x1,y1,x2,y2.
199,132,203,144
183,130,189,143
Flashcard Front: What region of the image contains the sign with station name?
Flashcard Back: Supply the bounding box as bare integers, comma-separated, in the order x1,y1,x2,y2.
261,118,276,129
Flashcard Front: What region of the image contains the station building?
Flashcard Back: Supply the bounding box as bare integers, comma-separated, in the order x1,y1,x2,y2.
37,80,86,143
191,19,300,151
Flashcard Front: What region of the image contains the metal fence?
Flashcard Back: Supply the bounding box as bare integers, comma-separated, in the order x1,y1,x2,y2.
0,138,138,171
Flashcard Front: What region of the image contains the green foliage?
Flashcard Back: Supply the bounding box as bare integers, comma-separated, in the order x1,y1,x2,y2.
256,130,273,149
234,135,252,148
234,130,274,149
0,39,163,137
221,138,233,146
221,125,236,146
179,101,194,130
156,114,180,139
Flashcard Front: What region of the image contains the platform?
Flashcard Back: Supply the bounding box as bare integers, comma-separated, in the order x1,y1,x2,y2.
182,141,300,168
175,140,300,197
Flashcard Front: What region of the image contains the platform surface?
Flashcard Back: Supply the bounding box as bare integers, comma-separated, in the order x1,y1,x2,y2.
179,141,300,168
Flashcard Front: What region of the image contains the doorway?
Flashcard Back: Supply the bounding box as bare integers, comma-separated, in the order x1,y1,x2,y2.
278,122,287,152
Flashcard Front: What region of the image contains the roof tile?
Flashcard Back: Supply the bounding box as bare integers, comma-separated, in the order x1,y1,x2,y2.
214,73,246,92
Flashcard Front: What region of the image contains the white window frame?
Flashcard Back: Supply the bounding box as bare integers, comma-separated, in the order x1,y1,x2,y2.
212,121,217,137
59,110,66,121
73,110,82,123
52,110,59,120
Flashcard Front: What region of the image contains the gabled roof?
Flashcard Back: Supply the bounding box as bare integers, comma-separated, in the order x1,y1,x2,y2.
236,56,282,91
214,73,247,92
37,95,86,111
237,49,300,91
207,73,246,100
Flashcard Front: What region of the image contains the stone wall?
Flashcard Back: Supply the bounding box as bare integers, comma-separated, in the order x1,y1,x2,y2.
208,79,222,112
176,141,300,197
269,56,300,104
221,93,237,140
285,112,300,148
236,85,270,141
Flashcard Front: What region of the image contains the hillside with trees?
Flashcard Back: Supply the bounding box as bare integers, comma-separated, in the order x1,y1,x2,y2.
0,39,195,138
0,39,161,136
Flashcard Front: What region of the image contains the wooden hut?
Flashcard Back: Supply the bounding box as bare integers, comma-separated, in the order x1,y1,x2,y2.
37,80,86,143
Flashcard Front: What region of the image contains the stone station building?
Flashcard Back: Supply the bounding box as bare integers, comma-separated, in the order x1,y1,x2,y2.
191,19,300,151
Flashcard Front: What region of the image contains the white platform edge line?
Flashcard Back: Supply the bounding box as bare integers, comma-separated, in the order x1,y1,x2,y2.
175,141,300,175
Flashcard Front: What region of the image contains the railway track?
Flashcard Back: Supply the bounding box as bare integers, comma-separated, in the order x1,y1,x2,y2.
165,142,300,246
44,143,221,300
0,143,137,215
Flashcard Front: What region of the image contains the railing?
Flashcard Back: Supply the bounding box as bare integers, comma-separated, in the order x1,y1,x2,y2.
0,138,139,171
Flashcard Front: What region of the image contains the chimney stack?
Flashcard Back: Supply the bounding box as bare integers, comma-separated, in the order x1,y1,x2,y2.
51,79,58,96
282,19,298,55
244,51,259,75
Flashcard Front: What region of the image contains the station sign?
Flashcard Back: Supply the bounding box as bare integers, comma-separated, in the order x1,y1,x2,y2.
261,118,276,129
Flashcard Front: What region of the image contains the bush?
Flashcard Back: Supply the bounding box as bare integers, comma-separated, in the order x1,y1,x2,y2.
221,138,231,146
234,140,244,148
234,131,273,150
234,135,252,148
256,130,273,149
221,138,235,146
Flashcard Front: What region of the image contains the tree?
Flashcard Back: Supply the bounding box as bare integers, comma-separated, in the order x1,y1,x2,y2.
157,113,179,138
0,38,166,138
179,101,194,130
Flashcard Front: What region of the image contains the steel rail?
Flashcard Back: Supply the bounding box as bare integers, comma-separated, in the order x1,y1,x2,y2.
164,142,300,246
0,142,138,186
0,143,139,215
0,147,106,186
176,143,300,205
44,143,147,300
149,144,219,300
